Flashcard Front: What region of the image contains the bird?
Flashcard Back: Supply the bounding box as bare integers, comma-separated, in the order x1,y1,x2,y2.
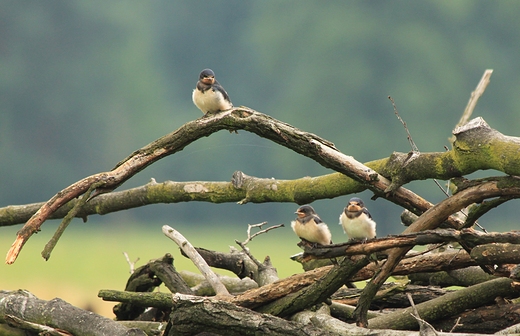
291,205,332,247
339,197,376,241
192,68,233,114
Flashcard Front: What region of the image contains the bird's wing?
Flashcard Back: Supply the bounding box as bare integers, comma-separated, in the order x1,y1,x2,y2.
214,81,232,103
363,208,373,219
312,215,324,224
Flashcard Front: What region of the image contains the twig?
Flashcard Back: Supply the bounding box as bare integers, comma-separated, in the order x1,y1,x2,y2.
407,292,439,336
41,182,102,261
235,222,284,267
123,252,140,274
162,225,231,297
433,178,487,233
243,222,285,245
389,96,419,153
456,69,493,130
449,316,463,333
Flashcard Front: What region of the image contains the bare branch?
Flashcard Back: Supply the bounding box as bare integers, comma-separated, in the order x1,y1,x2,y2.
162,225,231,297
389,95,419,153
241,222,285,246
456,69,494,130
123,252,140,274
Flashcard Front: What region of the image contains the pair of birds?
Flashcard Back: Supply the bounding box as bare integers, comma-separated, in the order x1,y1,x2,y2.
291,197,377,246
191,71,377,245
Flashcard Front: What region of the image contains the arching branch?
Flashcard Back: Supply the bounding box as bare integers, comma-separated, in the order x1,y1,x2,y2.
5,108,520,264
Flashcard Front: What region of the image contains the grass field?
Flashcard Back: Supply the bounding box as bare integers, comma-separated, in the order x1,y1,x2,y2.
0,221,305,317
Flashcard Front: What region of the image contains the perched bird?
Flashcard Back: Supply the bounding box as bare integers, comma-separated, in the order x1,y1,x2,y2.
340,197,376,241
192,68,233,114
291,205,332,246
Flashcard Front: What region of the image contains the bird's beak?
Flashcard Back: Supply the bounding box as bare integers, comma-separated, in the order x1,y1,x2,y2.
201,77,215,85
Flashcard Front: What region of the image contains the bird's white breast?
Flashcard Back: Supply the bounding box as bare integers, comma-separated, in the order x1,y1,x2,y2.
291,220,331,246
192,88,232,114
339,212,376,239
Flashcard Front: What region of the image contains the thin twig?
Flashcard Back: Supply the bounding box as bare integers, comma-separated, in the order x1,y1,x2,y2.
401,242,448,259
389,96,419,153
433,178,487,233
449,317,463,333
235,222,285,268
41,181,102,261
456,69,494,130
235,240,262,268
407,293,439,335
123,252,140,274
243,222,285,245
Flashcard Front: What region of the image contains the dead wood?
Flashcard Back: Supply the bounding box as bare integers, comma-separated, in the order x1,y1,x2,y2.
431,302,520,334
472,243,520,264
409,266,495,287
162,225,230,297
178,270,258,296
292,306,499,336
333,284,451,310
5,107,465,264
367,277,520,330
301,229,520,259
167,294,334,336
256,256,370,317
0,290,145,336
352,177,520,327
112,253,192,321
190,247,258,279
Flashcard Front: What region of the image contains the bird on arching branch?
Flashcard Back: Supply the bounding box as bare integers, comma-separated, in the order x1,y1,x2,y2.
291,205,332,247
192,68,233,114
339,197,376,242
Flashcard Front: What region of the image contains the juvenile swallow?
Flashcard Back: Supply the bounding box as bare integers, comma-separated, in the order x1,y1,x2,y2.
291,205,332,246
192,68,233,114
340,197,376,241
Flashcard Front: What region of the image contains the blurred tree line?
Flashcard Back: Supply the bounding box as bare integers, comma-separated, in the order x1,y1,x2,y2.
1,1,520,236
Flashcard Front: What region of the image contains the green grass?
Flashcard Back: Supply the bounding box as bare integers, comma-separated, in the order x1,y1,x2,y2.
0,221,304,317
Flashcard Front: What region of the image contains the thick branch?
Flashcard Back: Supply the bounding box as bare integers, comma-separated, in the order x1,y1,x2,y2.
302,229,520,258
168,294,333,336
0,173,363,227
0,290,145,336
353,178,520,326
6,110,520,264
379,117,520,189
367,277,520,330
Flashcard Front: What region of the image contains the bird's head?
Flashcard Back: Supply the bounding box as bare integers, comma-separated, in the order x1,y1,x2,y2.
346,197,365,212
295,205,316,218
199,68,215,85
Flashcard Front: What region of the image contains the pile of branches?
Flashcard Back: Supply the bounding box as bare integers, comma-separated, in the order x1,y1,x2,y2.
98,225,520,336
4,69,520,335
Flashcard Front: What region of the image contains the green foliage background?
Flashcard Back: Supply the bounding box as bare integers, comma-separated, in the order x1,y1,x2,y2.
1,1,520,316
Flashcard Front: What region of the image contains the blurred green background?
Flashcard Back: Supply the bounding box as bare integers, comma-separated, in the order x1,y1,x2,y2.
2,1,520,317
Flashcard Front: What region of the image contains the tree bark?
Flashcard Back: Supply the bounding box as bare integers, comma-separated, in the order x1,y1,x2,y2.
367,277,520,330
167,294,334,336
9,113,517,263
0,290,145,336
